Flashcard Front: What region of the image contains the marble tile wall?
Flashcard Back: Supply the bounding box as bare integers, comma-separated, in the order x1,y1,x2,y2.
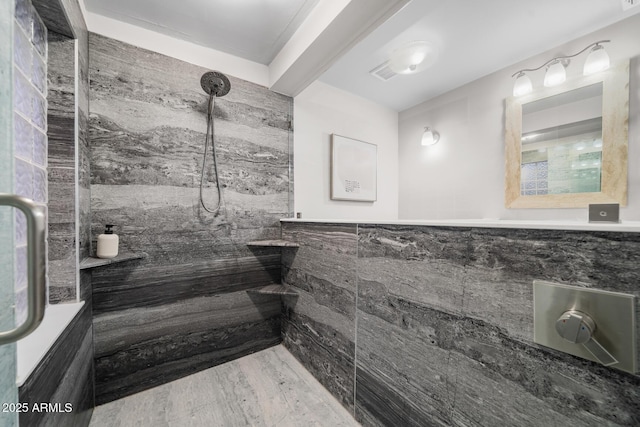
18,1,94,426
89,33,292,404
282,222,640,426
19,302,94,427
281,222,358,412
33,0,90,296
46,31,76,303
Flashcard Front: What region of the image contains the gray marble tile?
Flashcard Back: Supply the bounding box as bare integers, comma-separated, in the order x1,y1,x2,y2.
356,286,640,426
199,223,640,426
354,224,640,426
47,31,77,303
354,290,458,426
32,1,70,38
89,345,358,427
76,9,91,263
89,32,292,404
281,222,358,413
91,254,279,313
93,291,282,404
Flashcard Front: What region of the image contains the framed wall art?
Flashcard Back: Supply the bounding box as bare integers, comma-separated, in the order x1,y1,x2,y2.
330,134,377,202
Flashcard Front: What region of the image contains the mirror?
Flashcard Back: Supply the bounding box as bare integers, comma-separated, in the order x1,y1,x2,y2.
505,60,629,208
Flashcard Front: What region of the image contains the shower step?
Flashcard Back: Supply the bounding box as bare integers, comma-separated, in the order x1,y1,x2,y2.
246,240,300,248
247,284,298,296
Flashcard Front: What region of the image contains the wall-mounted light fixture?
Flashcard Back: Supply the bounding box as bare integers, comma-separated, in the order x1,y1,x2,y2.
421,127,440,146
511,40,611,96
389,41,439,75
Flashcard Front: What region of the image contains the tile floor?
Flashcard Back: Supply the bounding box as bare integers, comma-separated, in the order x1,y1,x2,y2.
89,345,359,427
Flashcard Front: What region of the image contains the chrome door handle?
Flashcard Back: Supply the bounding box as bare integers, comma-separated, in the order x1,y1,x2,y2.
0,194,46,345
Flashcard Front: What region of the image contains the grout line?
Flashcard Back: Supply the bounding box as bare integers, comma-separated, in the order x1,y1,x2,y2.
13,66,48,135
352,222,359,417
74,39,81,302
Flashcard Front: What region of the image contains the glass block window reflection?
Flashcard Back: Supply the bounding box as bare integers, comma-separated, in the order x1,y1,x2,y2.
520,161,548,196
13,0,48,324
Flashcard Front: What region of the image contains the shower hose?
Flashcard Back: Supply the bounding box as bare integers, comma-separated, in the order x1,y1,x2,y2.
199,92,223,214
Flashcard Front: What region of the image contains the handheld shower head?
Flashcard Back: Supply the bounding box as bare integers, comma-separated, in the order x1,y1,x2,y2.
200,71,231,97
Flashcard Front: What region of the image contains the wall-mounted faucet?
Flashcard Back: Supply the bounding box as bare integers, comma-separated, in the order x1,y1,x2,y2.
533,280,637,374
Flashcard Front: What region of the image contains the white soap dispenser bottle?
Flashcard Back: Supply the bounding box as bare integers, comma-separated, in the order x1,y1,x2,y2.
97,224,119,259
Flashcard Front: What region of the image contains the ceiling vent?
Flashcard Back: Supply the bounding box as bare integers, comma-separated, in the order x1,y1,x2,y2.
621,0,639,10
369,61,397,81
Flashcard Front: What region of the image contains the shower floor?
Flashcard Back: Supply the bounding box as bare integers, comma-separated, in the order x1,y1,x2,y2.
89,345,359,427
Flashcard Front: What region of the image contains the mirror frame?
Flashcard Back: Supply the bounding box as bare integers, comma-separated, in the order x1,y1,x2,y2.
505,60,629,208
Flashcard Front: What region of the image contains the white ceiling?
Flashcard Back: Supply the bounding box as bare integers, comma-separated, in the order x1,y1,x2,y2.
320,0,640,111
83,0,639,111
83,0,319,64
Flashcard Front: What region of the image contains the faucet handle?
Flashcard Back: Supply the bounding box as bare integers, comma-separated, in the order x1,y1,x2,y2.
555,310,618,366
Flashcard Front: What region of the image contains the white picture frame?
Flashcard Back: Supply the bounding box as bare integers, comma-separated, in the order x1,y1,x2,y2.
330,134,377,202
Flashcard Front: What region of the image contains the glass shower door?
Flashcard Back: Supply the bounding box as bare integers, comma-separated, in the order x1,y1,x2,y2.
0,0,18,425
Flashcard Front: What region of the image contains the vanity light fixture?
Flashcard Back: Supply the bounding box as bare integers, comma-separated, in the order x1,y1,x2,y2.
511,40,611,96
583,44,610,75
513,72,533,97
389,41,438,75
543,60,568,87
421,127,440,146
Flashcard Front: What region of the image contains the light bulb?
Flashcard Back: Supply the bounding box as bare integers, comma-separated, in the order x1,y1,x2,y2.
544,61,566,87
389,41,438,75
583,44,610,75
513,72,532,97
421,127,440,146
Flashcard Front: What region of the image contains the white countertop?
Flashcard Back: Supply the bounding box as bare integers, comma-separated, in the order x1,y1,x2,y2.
280,218,640,233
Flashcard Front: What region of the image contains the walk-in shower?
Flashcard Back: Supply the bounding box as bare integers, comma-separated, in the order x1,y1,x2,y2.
199,71,231,213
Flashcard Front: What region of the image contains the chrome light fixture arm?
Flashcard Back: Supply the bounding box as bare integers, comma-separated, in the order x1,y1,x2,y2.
511,40,610,78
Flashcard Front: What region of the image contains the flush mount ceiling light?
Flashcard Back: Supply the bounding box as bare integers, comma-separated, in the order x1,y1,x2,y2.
421,127,440,146
388,41,438,75
511,40,611,96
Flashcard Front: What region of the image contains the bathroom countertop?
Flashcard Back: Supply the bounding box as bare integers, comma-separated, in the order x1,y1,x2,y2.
280,218,640,233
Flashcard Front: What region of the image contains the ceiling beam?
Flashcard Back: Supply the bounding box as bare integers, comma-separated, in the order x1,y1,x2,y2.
268,0,410,97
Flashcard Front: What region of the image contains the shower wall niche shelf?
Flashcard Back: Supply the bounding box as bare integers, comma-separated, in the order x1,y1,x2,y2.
246,239,299,297
246,240,300,248
247,284,298,296
79,252,146,270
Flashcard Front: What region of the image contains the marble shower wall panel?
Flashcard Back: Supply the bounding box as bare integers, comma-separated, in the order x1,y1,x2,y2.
355,224,640,426
18,2,95,427
89,33,292,403
37,0,91,264
91,255,281,314
280,222,358,412
93,290,281,404
74,3,90,263
47,31,76,302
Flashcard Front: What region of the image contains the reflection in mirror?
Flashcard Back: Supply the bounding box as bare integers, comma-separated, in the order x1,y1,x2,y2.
505,60,629,209
520,82,603,196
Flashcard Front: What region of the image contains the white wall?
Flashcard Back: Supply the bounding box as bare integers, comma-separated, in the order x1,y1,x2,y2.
294,80,398,219
399,13,640,221
78,7,270,87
